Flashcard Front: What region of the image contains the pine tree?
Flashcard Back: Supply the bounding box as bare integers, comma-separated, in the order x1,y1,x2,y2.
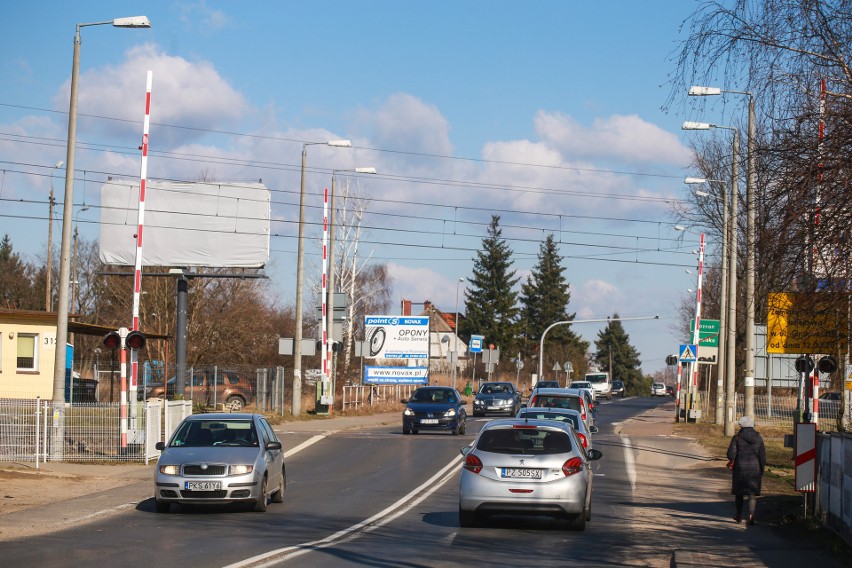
519,234,588,377
0,234,39,309
461,215,519,352
593,314,644,394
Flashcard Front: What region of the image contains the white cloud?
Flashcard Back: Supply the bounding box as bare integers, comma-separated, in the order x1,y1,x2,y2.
53,44,250,147
534,111,692,166
574,279,625,320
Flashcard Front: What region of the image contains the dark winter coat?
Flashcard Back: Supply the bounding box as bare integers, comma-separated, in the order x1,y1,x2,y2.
727,426,766,496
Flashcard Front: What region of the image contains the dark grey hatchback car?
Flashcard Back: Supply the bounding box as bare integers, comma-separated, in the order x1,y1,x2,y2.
402,386,467,435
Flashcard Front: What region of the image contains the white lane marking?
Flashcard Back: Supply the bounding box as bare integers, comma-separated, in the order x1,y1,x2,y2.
283,435,326,459
223,455,461,568
622,435,636,493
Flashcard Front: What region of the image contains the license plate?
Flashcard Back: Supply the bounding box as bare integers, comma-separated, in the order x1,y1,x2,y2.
487,406,501,410
501,468,542,479
420,418,439,424
185,481,222,491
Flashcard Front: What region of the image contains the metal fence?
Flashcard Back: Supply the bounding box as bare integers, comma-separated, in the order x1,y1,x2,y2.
0,398,191,464
818,431,852,548
696,394,847,431
341,384,417,411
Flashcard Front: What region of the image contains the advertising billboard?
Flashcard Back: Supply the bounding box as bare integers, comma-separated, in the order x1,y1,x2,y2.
364,316,430,359
364,366,428,385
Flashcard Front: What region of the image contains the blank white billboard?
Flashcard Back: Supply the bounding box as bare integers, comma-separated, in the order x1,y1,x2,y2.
99,180,270,268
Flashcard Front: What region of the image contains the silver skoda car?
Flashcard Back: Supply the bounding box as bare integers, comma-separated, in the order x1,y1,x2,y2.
458,418,602,530
154,413,285,513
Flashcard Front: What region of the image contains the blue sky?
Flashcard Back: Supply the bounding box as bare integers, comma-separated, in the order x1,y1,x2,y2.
1,1,724,373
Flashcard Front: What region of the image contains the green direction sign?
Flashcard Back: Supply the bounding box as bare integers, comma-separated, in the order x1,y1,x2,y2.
689,319,720,348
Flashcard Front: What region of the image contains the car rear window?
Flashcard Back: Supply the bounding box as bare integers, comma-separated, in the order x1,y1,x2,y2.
529,395,581,412
477,427,572,455
518,411,580,430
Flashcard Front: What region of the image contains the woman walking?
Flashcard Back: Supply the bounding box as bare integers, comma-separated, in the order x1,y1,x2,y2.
727,415,766,525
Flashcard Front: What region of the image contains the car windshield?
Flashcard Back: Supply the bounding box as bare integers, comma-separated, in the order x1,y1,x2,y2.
170,420,258,447
518,411,580,429
410,389,456,403
477,427,571,455
479,383,513,394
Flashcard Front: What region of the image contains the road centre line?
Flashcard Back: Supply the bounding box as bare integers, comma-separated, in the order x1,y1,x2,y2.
282,435,326,459
222,455,461,568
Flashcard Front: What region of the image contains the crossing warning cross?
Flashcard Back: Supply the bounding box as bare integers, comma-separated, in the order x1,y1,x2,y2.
679,344,697,362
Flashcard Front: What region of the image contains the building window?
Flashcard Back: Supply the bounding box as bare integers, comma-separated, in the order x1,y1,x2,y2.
17,334,37,371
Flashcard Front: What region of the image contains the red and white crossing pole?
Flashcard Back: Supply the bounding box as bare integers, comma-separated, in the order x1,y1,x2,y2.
129,71,152,435
320,187,330,405
687,234,705,419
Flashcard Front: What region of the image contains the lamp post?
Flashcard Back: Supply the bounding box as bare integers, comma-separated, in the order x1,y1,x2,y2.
683,120,740,436
687,177,730,426
293,139,351,417
46,160,64,311
454,277,464,391
689,86,757,421
52,16,151,459
325,166,375,412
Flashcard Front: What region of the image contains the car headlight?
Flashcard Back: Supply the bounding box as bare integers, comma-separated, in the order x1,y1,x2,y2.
229,465,254,475
403,407,415,416
159,465,180,475
444,408,457,417
473,399,483,406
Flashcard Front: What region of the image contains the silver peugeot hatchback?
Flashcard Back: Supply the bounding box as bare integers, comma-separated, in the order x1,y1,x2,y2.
154,413,285,513
458,418,602,530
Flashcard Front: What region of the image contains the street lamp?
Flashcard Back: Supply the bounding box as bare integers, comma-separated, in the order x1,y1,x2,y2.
454,277,464,391
538,315,660,385
683,119,740,436
324,166,375,411
686,176,730,426
690,85,757,421
52,15,151,458
46,160,64,311
293,139,351,417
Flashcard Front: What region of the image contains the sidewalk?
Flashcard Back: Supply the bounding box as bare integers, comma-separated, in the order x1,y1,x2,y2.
619,401,849,568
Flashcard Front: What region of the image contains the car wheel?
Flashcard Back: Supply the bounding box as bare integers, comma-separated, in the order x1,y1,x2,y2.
155,499,171,513
403,425,411,435
458,421,466,436
459,508,477,528
452,422,460,436
606,393,612,401
225,396,245,412
473,411,482,417
272,468,285,504
567,511,586,531
586,501,592,521
412,429,419,435
254,476,268,512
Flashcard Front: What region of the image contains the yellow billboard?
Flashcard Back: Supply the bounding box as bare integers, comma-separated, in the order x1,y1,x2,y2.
767,292,846,354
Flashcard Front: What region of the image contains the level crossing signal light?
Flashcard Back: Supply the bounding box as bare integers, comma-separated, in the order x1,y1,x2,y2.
817,355,837,374
102,330,147,350
103,331,121,350
794,356,814,374
665,354,678,366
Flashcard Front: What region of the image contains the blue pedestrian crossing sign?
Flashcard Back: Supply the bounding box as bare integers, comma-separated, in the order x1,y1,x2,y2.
679,344,697,363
